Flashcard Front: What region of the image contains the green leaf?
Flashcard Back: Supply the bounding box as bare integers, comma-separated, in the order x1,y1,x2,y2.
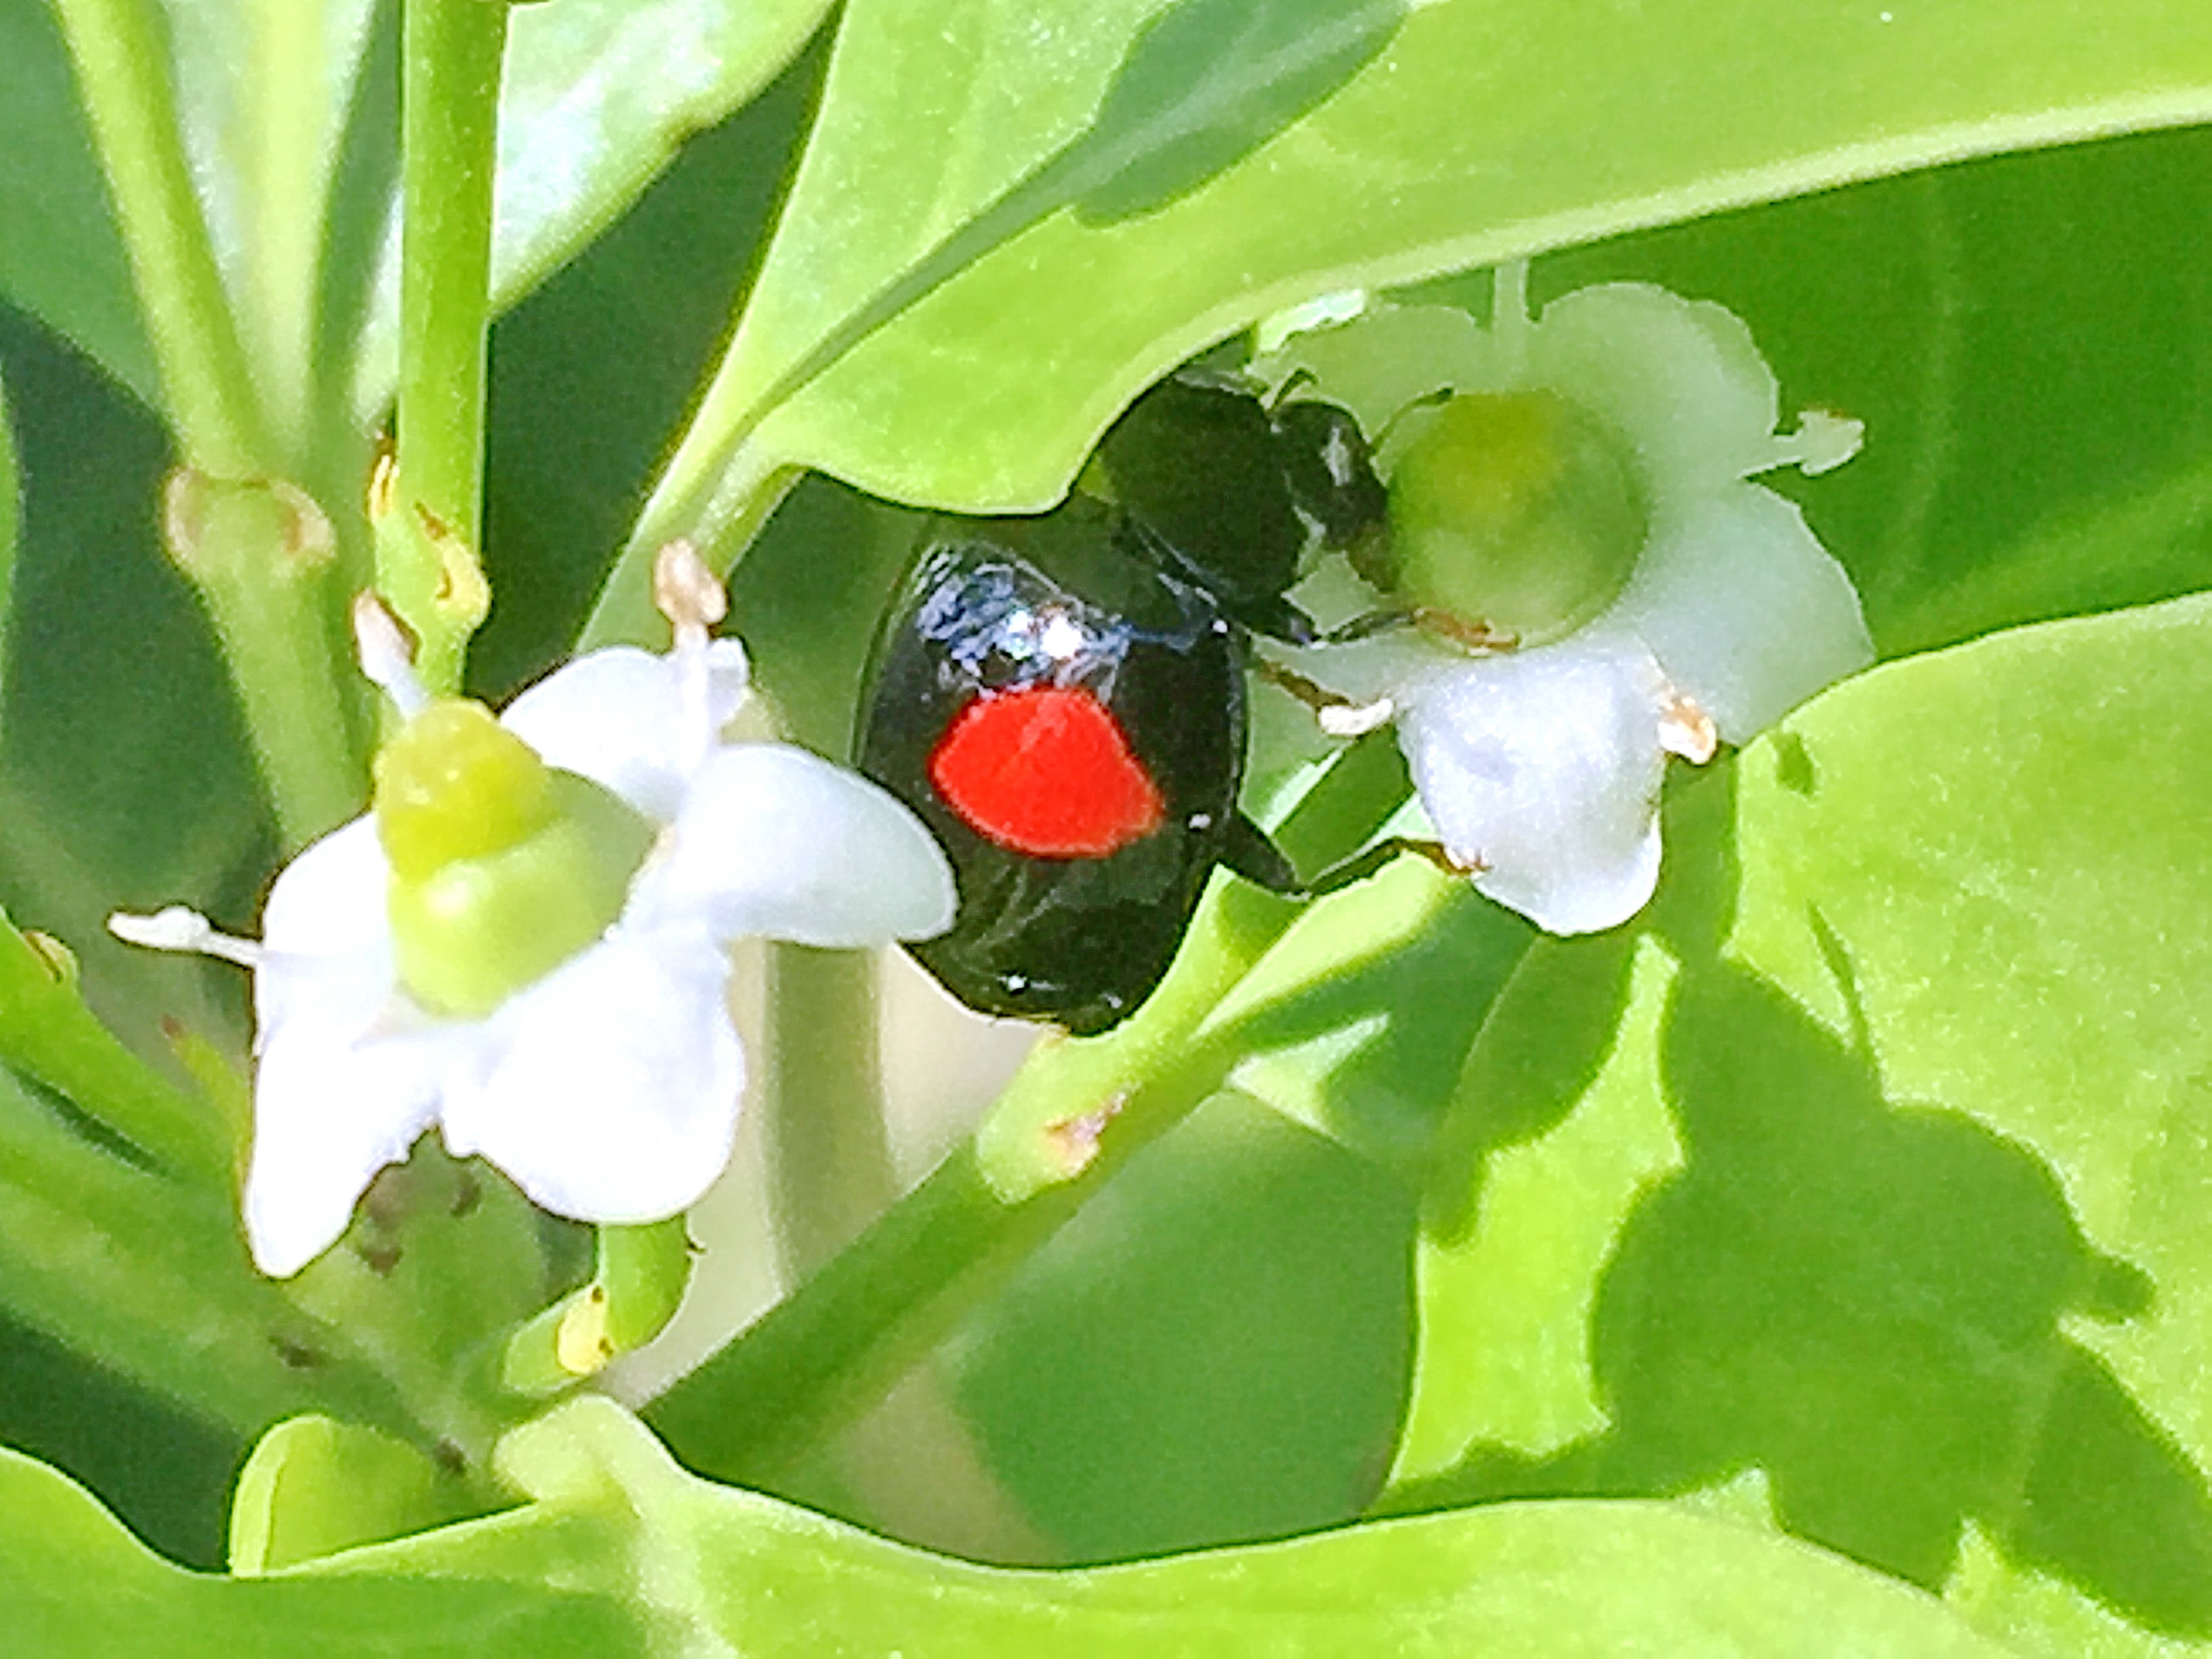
348,0,833,419
1394,591,2212,1648
227,1415,478,1574
599,0,2212,638
0,1439,638,1656
331,1399,2008,1655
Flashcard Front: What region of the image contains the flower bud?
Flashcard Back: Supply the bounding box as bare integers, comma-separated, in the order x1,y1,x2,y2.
1385,390,1648,646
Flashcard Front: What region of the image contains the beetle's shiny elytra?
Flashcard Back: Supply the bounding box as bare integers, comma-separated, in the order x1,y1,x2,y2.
860,503,1245,1033
857,369,1387,1035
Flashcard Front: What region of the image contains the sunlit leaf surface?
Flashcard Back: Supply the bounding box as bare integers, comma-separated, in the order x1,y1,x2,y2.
632,0,2212,613
0,1400,2018,1655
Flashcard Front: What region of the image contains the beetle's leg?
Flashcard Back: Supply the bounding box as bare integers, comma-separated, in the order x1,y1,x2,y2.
1224,814,1479,903
1412,608,1519,653
1221,812,1303,896
1372,384,1458,446
1264,365,1319,409
1244,594,1322,646
1254,657,1397,737
1315,608,1414,644
1306,837,1480,897
1309,607,1520,655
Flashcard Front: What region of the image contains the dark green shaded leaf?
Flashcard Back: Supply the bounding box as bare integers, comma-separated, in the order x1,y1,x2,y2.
949,1094,1416,1561
1526,123,2212,656
0,302,268,1057
0,1,157,403
478,41,825,699
0,365,16,679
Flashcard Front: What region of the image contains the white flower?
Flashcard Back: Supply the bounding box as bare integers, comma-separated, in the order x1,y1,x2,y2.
1258,267,1873,934
115,562,956,1277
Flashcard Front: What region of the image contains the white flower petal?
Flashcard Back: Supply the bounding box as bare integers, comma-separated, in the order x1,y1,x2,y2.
260,816,387,958
251,935,401,1059
253,817,400,1048
245,1013,460,1276
623,744,956,947
1401,636,1668,935
438,928,743,1223
498,641,750,821
1527,284,1782,506
1610,483,1874,744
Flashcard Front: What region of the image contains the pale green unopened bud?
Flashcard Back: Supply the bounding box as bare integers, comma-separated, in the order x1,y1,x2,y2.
1385,390,1648,646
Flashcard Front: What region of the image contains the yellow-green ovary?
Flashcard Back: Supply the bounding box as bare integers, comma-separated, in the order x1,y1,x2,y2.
1385,390,1648,646
375,701,655,1017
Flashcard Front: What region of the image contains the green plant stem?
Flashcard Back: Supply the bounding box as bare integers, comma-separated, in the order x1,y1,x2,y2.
243,0,336,443
49,0,272,475
194,573,363,847
649,735,1412,1483
580,453,798,651
56,0,369,838
0,1067,417,1441
389,0,508,693
165,474,367,846
766,945,897,1279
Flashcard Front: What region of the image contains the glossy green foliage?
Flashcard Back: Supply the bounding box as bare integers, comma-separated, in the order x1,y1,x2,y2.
621,0,2212,617
0,1399,2015,1655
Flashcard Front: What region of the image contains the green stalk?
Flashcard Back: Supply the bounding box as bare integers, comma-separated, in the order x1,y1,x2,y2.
49,0,272,474
766,945,898,1279
242,0,335,443
649,735,1412,1483
386,0,507,693
56,0,369,840
163,472,367,846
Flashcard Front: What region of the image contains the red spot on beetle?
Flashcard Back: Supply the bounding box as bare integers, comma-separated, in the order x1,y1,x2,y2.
929,687,1166,858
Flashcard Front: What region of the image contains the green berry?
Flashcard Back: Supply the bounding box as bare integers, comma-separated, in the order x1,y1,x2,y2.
1385,390,1648,646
